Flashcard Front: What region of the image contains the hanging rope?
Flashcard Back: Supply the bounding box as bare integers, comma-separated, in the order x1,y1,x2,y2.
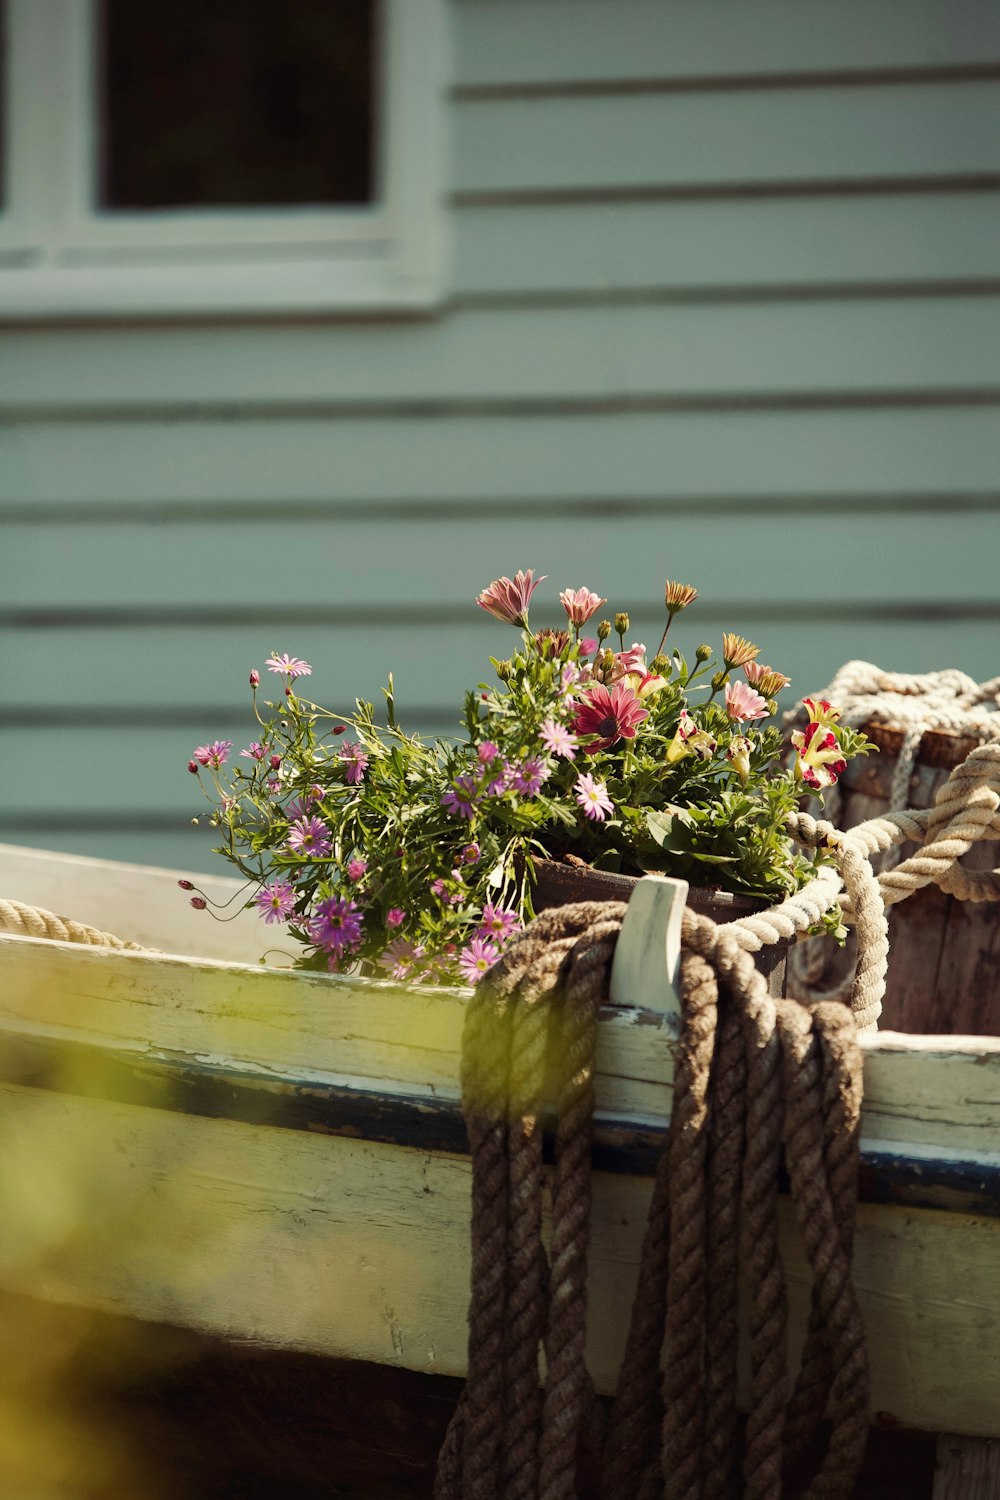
436,902,870,1500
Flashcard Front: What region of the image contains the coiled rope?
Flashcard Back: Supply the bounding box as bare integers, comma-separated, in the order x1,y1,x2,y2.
435,902,869,1500
0,897,144,950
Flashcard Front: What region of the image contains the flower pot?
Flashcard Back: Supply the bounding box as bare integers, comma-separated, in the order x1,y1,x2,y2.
824,724,1000,1035
530,857,788,997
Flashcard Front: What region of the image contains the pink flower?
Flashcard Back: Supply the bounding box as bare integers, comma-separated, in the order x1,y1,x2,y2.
441,775,480,819
477,741,498,765
386,907,405,927
346,859,368,881
724,681,769,723
190,896,207,910
249,669,260,688
476,569,546,627
478,903,522,941
509,756,548,797
265,653,312,679
559,587,606,626
580,636,598,656
188,760,198,774
284,794,316,821
310,896,363,953
792,721,847,791
458,935,502,984
539,718,577,760
430,878,449,898
192,740,233,769
378,936,425,980
744,661,792,697
340,742,369,785
286,816,332,859
240,742,266,762
253,880,297,925
571,682,649,750
574,773,613,822
615,644,647,675
462,843,481,866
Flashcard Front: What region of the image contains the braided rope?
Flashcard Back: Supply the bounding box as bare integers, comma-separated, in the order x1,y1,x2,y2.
0,898,144,950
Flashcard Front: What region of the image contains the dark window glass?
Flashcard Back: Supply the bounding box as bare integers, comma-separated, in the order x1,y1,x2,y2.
98,0,377,210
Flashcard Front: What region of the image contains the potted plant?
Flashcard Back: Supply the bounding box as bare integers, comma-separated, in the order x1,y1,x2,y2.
185,571,871,985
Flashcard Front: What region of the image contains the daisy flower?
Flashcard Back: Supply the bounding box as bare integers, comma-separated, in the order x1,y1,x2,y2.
286,816,332,859
724,680,769,723
574,773,613,822
240,742,266,761
441,775,480,819
309,896,363,953
571,682,649,750
386,907,405,927
264,653,312,679
192,740,233,769
539,718,578,760
509,756,548,797
340,741,369,786
253,880,297,925
346,858,368,881
478,903,522,941
458,935,502,984
476,570,546,627
559,587,606,626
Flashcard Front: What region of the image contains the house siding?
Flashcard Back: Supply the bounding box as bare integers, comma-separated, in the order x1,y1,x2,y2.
1,0,998,872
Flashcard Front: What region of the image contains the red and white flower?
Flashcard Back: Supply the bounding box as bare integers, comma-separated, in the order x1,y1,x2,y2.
792,720,847,790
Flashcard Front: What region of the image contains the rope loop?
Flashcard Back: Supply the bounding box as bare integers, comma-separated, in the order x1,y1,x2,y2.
438,901,870,1500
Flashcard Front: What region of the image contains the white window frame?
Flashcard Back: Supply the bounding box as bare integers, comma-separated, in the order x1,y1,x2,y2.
0,0,450,318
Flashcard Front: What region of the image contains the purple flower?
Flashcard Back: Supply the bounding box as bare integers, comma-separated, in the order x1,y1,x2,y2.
253,880,297,925
539,718,578,760
192,740,233,769
509,756,548,797
478,903,521,942
477,741,499,765
286,816,332,859
462,843,481,866
265,653,312,679
310,897,363,953
458,935,502,984
340,741,369,785
284,794,316,821
441,775,479,820
386,907,405,928
378,936,426,981
346,858,368,881
240,742,266,762
430,878,448,898
574,773,613,823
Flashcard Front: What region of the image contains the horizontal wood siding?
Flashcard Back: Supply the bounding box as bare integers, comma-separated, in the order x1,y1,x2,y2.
1,0,998,873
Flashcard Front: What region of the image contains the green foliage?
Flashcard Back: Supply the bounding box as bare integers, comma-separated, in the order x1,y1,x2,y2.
188,584,873,985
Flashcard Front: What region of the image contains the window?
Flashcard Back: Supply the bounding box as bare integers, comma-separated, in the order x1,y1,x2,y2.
0,0,448,317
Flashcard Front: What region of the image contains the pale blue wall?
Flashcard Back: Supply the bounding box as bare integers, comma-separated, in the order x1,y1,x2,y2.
2,0,999,874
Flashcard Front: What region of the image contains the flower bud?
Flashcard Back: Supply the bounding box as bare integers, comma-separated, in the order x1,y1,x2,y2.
332,725,347,735
695,643,713,663
597,620,612,642
614,612,630,636
270,754,281,771
711,671,728,692
650,654,671,676
187,760,198,774
495,659,514,682
177,879,194,890
190,896,207,910
249,669,260,688
599,649,616,675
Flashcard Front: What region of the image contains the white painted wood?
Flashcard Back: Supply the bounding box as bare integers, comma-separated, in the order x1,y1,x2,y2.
454,0,1000,87
454,84,1000,195
0,0,450,317
3,298,999,409
0,843,288,965
609,875,687,1024
0,1082,995,1434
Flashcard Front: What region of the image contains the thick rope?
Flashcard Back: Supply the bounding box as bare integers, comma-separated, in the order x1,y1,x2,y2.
438,903,870,1500
0,897,144,950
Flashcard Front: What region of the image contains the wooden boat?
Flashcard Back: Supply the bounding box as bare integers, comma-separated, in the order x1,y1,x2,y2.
0,840,998,1496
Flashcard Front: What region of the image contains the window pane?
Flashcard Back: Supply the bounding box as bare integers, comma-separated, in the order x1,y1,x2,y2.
98,0,377,210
